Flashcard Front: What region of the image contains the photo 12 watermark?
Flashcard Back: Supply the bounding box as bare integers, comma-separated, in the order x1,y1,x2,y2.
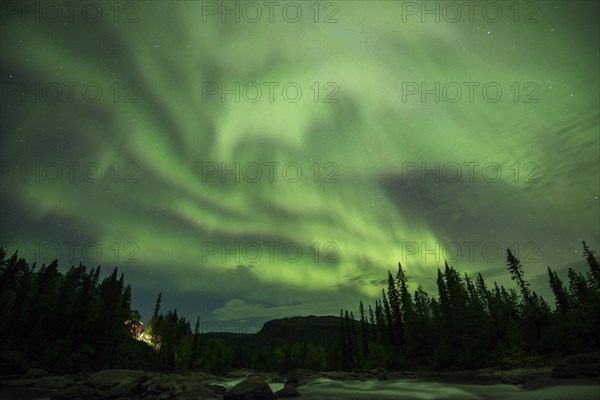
0,81,139,104
399,241,540,264
2,241,140,265
201,241,339,264
0,161,140,184
198,161,339,184
400,82,539,104
398,162,540,184
199,1,339,23
201,321,261,334
201,81,339,104
0,1,140,24
399,1,539,24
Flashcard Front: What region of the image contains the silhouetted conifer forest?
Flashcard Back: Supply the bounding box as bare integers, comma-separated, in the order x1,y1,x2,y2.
1,242,598,374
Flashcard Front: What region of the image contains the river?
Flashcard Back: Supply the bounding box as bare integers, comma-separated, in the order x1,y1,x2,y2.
214,377,600,400
296,378,600,400
2,377,599,400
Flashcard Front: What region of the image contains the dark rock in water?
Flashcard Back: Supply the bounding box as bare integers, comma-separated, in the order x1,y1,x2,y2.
86,369,145,390
275,384,301,397
498,370,549,386
207,383,226,394
224,375,275,400
52,369,146,399
285,369,315,387
0,351,28,375
51,370,220,399
229,368,254,377
552,352,600,378
269,375,285,384
22,369,221,400
87,369,146,398
23,368,50,379
316,371,344,381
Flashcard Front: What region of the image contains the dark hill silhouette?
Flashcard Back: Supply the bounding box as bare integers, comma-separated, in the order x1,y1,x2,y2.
256,315,360,346
204,315,362,348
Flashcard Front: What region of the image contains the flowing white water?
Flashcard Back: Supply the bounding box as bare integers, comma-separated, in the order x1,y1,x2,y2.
2,377,599,400
297,378,600,400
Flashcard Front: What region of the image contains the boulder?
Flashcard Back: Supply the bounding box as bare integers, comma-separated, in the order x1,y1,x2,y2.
285,369,315,387
229,368,255,377
86,369,145,389
138,373,186,398
86,369,146,397
270,375,285,383
224,375,275,400
181,382,220,398
275,384,300,397
552,352,600,378
207,383,227,394
316,371,344,381
23,368,50,379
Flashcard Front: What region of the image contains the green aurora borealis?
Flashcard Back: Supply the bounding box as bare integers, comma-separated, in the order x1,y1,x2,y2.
1,1,598,328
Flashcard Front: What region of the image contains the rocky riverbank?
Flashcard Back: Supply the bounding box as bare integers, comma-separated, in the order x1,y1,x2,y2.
0,368,301,400
1,352,598,400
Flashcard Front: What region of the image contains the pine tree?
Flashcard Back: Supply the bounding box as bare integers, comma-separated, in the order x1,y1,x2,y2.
359,301,369,357
349,311,359,368
582,241,600,288
341,310,355,370
547,267,570,314
413,285,432,364
192,317,201,361
338,309,347,370
368,305,377,342
374,300,385,344
386,270,403,347
476,273,491,316
396,263,413,314
568,268,589,307
381,289,394,347
153,292,162,318
436,269,449,310
506,249,532,305
148,292,163,345
122,285,132,310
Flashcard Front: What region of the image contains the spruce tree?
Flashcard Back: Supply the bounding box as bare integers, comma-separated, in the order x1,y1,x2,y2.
506,249,532,305
368,305,377,342
387,270,404,347
339,309,347,370
547,267,571,314
568,268,589,306
396,263,413,314
381,289,394,347
359,301,369,357
192,317,201,361
582,241,600,287
374,300,385,344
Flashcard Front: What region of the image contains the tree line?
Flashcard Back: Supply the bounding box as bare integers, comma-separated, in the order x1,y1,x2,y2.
0,248,157,372
1,241,598,374
143,293,333,374
338,242,600,370
0,246,331,374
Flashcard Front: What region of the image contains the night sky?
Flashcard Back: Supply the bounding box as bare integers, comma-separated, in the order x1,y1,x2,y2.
1,1,598,332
